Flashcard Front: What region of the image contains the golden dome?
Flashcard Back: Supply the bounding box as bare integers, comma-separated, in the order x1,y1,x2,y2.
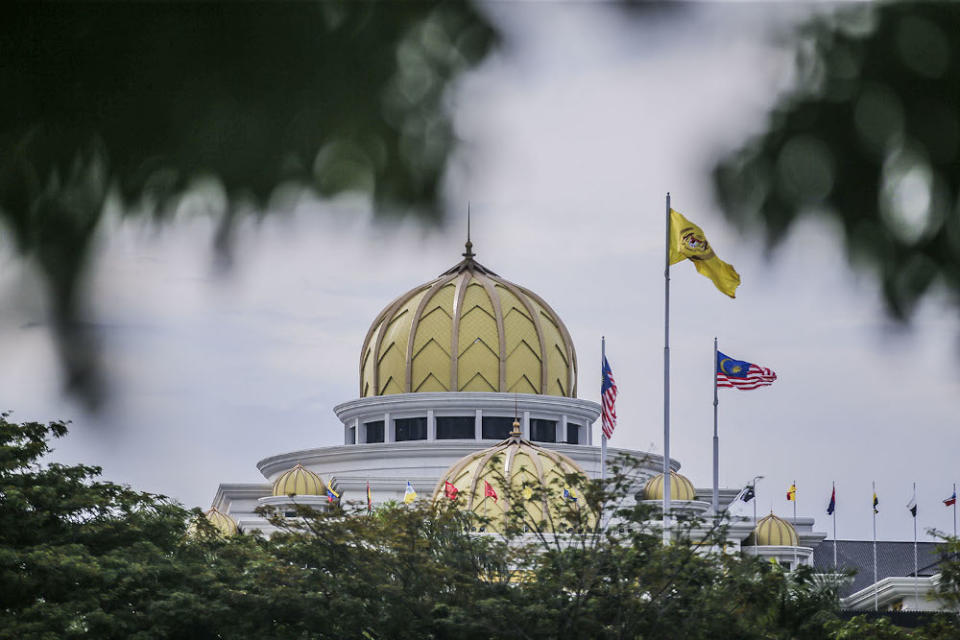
202,506,238,536
272,463,326,497
643,471,697,501
745,513,799,547
432,421,590,532
360,244,577,398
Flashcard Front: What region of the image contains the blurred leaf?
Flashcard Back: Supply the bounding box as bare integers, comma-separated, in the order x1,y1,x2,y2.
0,1,497,407
713,1,960,321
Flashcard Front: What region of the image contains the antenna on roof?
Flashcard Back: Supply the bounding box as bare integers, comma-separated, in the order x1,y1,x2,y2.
463,202,475,260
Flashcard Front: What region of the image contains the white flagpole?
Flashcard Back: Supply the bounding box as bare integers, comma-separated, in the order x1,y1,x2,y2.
913,481,919,609
832,481,837,570
712,337,719,515
873,480,878,612
793,479,798,568
601,336,607,483
954,482,957,539
663,192,672,544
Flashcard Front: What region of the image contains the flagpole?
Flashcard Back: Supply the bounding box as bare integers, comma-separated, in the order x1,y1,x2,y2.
601,336,607,483
793,479,798,569
663,192,672,544
913,481,919,609
712,337,719,515
954,482,957,539
873,480,878,612
832,481,837,570
750,475,763,557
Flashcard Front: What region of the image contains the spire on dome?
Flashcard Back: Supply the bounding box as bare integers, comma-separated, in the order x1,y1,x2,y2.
462,203,475,260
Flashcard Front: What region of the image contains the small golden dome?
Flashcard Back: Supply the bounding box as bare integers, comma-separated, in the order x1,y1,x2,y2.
272,463,326,497
745,513,799,547
432,425,589,532
643,471,696,501
360,246,577,398
203,506,238,536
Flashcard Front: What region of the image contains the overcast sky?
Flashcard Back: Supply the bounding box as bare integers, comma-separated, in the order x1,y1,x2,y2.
2,2,958,543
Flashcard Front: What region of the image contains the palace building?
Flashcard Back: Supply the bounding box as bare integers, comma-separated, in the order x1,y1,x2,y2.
208,238,948,612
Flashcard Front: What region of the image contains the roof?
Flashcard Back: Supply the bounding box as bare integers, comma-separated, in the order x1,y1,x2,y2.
812,540,948,596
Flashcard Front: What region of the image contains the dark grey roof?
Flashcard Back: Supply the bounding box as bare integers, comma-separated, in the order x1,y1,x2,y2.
812,540,948,596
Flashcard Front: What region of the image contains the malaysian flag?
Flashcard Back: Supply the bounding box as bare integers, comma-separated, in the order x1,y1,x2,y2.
716,351,777,390
601,355,618,439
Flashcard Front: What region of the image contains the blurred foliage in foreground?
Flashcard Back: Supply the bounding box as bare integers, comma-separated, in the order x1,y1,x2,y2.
0,2,496,407
3,413,960,639
714,2,960,321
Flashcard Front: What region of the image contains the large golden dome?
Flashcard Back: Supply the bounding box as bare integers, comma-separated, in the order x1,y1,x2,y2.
432,421,590,532
360,242,578,398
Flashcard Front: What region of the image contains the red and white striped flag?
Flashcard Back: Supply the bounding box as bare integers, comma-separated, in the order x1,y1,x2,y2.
716,351,777,390
601,355,618,438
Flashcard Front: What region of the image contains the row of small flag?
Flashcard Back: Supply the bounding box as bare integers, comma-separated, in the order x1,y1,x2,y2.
738,482,959,516
385,480,579,509
441,480,578,503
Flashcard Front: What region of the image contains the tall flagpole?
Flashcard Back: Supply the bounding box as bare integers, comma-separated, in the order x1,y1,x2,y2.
601,337,607,483
873,480,878,612
954,482,957,539
913,482,919,609
793,479,798,568
712,337,719,514
832,481,837,570
663,192,672,544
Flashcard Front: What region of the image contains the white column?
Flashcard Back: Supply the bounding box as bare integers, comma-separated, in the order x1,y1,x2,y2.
359,420,367,444
385,412,394,443
559,415,568,443
475,409,482,439
522,411,530,439
427,410,436,440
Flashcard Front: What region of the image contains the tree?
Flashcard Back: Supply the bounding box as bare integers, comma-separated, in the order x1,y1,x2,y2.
713,2,960,322
0,3,497,406
0,412,200,637
5,413,957,638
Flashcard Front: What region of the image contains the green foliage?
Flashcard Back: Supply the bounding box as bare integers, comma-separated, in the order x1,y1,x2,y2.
0,2,497,406
713,2,960,321
934,536,960,609
3,414,958,638
827,615,913,640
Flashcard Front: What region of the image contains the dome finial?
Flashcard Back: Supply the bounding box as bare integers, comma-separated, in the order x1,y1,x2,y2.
462,203,475,260
510,393,521,437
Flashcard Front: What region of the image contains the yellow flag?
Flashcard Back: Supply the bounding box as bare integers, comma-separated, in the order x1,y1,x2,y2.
403,481,417,504
669,209,741,298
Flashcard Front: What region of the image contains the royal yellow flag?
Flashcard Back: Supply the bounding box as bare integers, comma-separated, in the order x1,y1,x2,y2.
669,209,741,298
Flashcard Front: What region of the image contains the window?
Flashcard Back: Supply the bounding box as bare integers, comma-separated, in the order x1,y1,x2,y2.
530,419,557,442
347,426,356,445
365,420,384,443
566,423,580,445
395,417,427,441
482,416,514,440
436,416,475,439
